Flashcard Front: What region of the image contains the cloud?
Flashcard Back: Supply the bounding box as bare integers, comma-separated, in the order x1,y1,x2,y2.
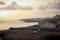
0,4,33,10
38,5,49,10
38,1,60,10
38,6,45,10
19,6,33,10
0,1,5,5
52,2,60,9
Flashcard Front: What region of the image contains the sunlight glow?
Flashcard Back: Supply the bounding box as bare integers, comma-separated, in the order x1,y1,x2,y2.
0,11,15,17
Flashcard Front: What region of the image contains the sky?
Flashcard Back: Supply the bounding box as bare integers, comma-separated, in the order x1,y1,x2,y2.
0,0,60,21
0,0,60,30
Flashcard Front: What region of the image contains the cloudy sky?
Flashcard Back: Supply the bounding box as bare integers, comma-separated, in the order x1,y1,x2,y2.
0,0,60,21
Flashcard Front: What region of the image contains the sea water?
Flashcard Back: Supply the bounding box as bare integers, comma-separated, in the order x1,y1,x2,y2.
0,21,38,30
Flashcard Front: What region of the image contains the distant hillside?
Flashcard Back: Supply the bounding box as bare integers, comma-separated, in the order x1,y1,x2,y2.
19,18,45,22
19,15,60,22
53,15,60,19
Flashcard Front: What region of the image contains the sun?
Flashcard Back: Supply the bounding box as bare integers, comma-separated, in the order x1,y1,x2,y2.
0,11,15,17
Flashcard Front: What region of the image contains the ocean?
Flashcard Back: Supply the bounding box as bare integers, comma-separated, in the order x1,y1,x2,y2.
0,21,38,30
